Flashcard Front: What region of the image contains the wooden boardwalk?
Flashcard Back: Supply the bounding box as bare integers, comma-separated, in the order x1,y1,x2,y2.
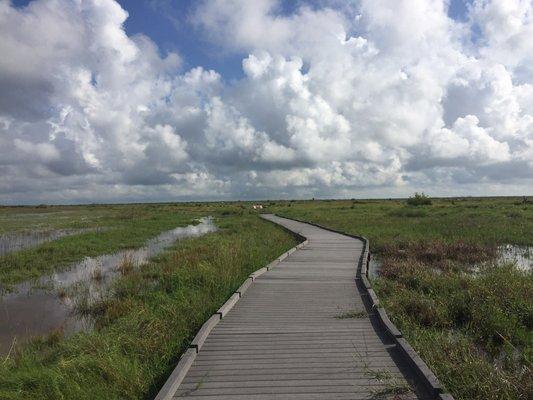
171,215,430,399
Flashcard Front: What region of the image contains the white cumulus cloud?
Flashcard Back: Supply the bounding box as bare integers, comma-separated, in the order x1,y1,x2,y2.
0,0,532,203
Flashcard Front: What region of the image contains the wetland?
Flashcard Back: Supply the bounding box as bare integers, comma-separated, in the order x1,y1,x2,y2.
0,198,531,400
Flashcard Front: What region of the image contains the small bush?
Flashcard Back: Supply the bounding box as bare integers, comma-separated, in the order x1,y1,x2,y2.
506,211,522,219
406,192,432,206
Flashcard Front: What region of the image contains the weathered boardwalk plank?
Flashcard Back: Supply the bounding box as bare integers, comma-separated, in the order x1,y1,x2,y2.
168,214,431,399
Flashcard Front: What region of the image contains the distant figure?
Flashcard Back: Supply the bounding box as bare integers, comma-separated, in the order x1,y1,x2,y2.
252,204,264,210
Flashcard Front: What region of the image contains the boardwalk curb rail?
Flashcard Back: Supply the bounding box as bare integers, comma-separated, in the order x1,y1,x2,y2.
278,214,455,400
235,278,252,297
437,394,455,400
154,348,196,400
249,267,267,281
153,221,308,400
190,315,219,353
216,293,240,319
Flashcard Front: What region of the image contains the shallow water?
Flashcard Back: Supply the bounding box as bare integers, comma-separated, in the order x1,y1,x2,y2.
0,228,101,256
0,217,217,356
367,256,381,279
497,244,532,271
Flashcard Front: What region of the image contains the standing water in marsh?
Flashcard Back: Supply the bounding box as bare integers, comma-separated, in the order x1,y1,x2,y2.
368,244,531,279
368,256,381,279
0,228,103,256
0,217,217,356
497,244,532,271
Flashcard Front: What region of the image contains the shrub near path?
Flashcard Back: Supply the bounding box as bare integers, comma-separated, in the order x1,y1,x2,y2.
273,197,533,400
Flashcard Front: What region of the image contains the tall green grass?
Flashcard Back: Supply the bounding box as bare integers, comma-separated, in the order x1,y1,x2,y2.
0,214,298,399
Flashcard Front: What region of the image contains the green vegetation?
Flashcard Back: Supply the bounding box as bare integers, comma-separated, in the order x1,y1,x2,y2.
2,197,531,399
406,192,432,206
373,248,531,399
0,213,298,399
0,205,111,234
1,203,223,286
352,346,412,399
271,197,533,400
271,197,533,250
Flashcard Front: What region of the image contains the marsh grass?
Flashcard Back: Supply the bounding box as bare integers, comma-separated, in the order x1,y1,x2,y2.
378,240,497,274
0,214,298,399
117,253,135,276
274,197,533,400
0,204,204,286
91,266,104,282
374,254,532,357
388,207,428,218
273,197,533,249
371,383,411,400
57,286,68,300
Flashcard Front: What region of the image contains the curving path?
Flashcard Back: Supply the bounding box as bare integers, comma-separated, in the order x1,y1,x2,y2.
168,214,431,399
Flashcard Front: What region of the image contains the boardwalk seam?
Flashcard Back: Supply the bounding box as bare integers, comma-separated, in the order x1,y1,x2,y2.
275,214,455,400
153,219,308,400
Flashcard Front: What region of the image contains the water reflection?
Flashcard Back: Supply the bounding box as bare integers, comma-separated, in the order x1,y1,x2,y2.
497,244,532,271
367,244,531,280
367,256,381,279
0,228,102,256
0,217,216,356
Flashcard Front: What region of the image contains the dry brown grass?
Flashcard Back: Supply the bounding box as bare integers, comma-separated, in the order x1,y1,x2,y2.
117,253,135,276
379,240,497,276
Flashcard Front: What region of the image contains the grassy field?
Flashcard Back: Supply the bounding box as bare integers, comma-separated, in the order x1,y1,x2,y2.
0,203,227,286
0,209,298,399
271,197,532,400
1,198,531,399
271,197,533,248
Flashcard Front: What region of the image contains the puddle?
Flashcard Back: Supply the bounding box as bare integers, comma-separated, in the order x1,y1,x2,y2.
367,256,381,279
496,244,532,271
0,228,102,256
0,217,217,356
0,282,92,356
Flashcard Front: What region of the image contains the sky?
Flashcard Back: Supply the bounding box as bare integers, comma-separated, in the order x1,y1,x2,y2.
1,0,532,204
